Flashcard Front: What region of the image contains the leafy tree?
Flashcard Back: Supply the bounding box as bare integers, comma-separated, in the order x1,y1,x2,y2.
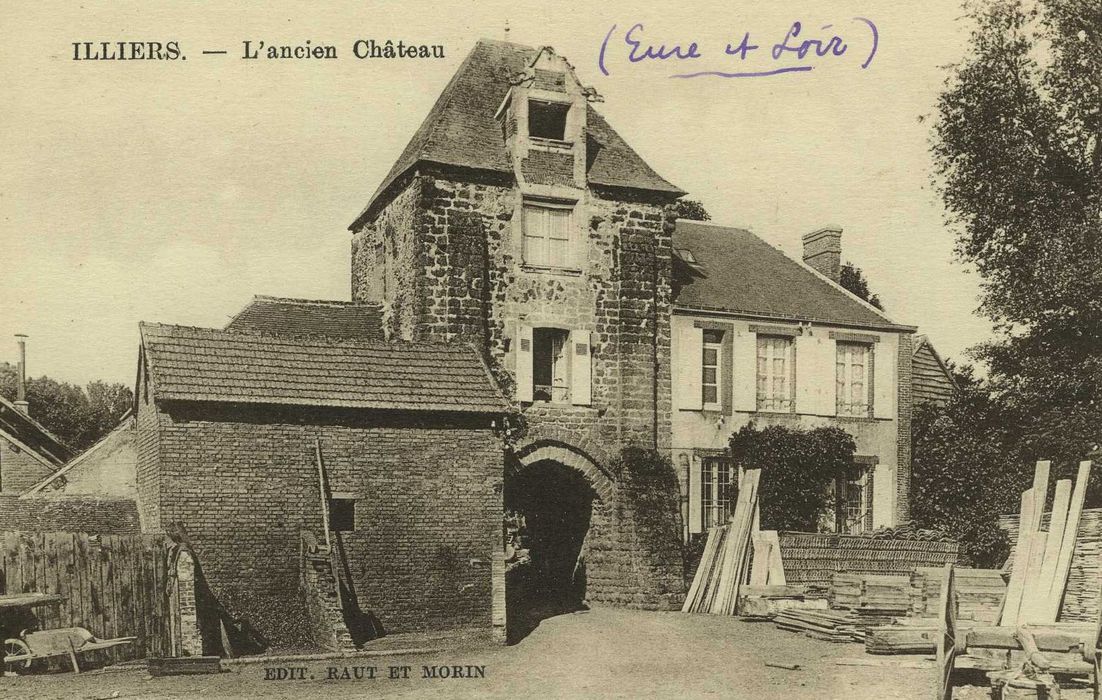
930,0,1102,467
728,423,856,531
839,261,883,310
911,386,1027,567
0,362,132,451
671,199,711,221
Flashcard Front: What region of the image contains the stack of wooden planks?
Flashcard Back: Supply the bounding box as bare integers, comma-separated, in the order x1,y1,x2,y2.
1001,460,1093,626
910,567,1006,623
774,608,859,642
738,584,829,619
682,469,762,615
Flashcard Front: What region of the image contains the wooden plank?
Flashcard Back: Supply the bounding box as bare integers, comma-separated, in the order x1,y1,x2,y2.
1047,460,1092,622
1028,479,1072,623
1019,530,1048,624
1001,488,1035,626
683,525,722,613
722,470,759,615
936,563,958,700
762,531,786,585
750,534,770,586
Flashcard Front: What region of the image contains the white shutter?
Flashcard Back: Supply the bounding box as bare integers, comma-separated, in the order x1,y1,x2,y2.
794,335,817,415
677,326,704,410
873,341,895,419
570,329,592,406
688,457,703,534
516,325,533,403
732,331,757,412
821,338,838,416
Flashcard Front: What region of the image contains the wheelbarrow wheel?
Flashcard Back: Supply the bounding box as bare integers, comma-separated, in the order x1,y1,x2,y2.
3,638,31,673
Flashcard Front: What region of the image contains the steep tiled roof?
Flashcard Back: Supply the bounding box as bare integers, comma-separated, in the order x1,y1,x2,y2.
673,221,914,331
0,395,73,468
140,323,508,414
0,495,140,534
225,296,383,341
350,39,683,228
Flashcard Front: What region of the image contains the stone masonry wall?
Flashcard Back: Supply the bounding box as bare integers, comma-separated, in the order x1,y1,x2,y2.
143,401,504,649
350,172,683,608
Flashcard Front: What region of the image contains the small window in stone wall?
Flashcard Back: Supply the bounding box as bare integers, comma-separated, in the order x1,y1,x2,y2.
328,498,356,532
528,100,569,141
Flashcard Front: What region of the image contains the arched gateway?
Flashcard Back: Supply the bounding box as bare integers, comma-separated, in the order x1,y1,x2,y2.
503,441,614,641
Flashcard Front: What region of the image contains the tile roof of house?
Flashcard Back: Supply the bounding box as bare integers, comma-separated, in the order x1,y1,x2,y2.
225,296,384,341
673,221,914,331
350,39,684,229
140,323,508,414
0,494,141,534
0,395,73,468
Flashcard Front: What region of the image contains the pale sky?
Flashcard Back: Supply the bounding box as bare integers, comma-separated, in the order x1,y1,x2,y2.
1,0,992,387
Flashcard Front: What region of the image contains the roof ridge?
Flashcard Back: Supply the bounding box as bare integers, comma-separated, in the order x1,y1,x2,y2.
142,320,477,353
0,394,74,456
250,295,381,307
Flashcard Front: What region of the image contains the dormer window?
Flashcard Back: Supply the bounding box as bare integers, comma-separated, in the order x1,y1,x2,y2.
528,100,569,141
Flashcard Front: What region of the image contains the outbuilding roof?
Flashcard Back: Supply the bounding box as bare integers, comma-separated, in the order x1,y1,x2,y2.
350,39,683,229
673,221,914,332
225,296,384,341
0,395,73,469
139,323,508,414
0,494,141,534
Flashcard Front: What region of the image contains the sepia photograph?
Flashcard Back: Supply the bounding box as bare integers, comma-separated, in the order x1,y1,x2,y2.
1,1,1099,697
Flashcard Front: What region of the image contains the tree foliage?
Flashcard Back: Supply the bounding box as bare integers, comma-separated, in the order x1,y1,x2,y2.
931,0,1102,464
839,261,884,310
0,362,132,451
728,423,856,531
910,387,1026,567
671,199,711,221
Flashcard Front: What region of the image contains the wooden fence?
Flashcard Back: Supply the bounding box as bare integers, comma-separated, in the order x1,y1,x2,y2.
0,531,175,663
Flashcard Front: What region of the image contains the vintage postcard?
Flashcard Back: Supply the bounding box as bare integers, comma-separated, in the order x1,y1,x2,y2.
2,0,1099,698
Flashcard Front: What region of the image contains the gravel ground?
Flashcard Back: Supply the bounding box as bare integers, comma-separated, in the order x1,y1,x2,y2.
1,608,1092,699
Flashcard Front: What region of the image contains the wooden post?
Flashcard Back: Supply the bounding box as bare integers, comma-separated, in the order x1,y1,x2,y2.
936,563,958,700
314,438,331,551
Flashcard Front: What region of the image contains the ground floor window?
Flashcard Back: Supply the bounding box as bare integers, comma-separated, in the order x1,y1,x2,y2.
834,463,874,534
701,457,736,529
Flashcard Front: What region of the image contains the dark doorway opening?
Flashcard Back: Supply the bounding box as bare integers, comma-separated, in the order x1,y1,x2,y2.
504,460,595,644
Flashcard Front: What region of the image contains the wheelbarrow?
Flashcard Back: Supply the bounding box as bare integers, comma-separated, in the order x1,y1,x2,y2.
4,626,136,674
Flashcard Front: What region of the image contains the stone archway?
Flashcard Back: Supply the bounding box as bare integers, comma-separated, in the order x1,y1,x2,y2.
504,441,613,643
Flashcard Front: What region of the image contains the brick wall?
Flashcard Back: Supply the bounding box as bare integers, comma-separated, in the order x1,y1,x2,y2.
895,332,914,523
135,359,162,532
139,401,504,649
521,150,574,187
0,437,55,493
350,171,683,608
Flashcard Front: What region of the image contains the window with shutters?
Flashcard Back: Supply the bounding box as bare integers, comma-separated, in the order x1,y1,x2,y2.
532,327,571,403
701,329,723,410
701,457,736,529
756,335,793,412
522,201,575,270
836,342,872,417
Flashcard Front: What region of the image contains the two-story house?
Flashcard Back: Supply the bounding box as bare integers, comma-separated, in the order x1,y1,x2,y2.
670,221,917,537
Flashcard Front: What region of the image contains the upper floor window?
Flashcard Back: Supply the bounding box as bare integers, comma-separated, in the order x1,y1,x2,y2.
756,335,793,412
532,328,571,403
528,99,569,141
523,201,575,269
702,329,723,410
836,342,871,417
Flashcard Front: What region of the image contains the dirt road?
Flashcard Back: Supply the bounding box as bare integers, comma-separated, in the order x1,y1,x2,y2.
0,607,1053,699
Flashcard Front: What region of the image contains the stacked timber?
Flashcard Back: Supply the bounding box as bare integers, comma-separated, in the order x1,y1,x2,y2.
910,567,1006,623
1000,460,1092,626
773,608,859,643
682,470,762,615
738,584,829,620
778,532,960,587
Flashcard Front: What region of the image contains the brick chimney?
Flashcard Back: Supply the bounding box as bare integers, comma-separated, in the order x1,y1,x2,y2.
802,226,843,284
14,334,28,415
